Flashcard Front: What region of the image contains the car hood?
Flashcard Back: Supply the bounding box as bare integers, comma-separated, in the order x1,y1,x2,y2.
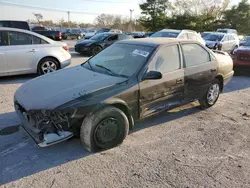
76,39,96,45
236,46,250,53
14,66,127,110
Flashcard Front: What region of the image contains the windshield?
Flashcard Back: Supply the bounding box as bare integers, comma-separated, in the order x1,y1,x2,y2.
151,31,180,38
242,36,250,41
90,33,110,41
243,40,250,46
217,29,227,33
203,34,224,41
201,32,211,38
82,43,154,77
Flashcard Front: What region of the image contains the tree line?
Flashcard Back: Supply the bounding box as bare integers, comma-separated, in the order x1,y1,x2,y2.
28,0,250,34
139,0,250,34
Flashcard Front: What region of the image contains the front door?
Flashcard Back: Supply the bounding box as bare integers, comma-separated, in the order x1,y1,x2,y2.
181,42,217,102
139,44,184,118
0,31,8,76
4,31,37,74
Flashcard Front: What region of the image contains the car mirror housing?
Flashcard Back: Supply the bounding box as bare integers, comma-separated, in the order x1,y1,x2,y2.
142,71,162,81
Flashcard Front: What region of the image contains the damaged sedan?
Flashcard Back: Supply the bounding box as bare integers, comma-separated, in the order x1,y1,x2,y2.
14,38,234,152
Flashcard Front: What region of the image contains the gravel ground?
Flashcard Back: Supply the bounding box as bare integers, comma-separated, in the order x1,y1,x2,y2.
1,42,250,187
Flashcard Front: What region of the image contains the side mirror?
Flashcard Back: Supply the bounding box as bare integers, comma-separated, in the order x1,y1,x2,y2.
142,71,162,81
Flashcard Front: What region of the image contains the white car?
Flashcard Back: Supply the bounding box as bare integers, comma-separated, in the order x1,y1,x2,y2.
0,27,71,77
151,29,206,46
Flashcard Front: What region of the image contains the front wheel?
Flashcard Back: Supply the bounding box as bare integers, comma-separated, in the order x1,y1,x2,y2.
91,46,102,56
199,79,221,109
80,106,129,152
77,35,81,40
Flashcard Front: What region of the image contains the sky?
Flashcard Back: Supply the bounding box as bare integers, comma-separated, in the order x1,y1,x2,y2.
0,0,242,24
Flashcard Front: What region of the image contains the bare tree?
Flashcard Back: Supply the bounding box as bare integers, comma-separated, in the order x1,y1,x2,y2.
33,13,43,23
94,14,116,27
172,0,230,18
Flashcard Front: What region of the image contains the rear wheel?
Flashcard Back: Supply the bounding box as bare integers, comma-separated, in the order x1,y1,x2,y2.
38,58,59,75
77,35,81,40
199,79,221,109
80,106,129,152
91,46,102,56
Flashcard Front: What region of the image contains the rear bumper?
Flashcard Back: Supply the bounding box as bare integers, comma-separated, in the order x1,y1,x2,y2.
223,71,234,85
61,58,71,69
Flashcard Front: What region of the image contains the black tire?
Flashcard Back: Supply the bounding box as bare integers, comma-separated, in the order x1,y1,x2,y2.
38,57,59,75
80,106,129,152
91,46,102,56
199,79,221,109
231,45,238,55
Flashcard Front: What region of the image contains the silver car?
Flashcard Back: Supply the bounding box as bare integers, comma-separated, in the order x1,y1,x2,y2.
0,27,71,77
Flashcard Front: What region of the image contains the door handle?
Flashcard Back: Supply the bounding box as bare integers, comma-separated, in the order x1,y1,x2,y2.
176,78,183,84
28,49,38,53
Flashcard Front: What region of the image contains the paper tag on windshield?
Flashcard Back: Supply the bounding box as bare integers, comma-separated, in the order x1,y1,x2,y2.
132,49,149,57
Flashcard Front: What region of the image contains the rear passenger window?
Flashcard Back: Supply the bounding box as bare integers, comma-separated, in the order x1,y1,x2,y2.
182,43,210,67
149,45,180,74
8,31,32,45
33,36,48,44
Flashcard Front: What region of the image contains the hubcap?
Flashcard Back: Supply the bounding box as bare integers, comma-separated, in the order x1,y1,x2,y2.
207,83,220,105
94,118,120,147
41,61,57,74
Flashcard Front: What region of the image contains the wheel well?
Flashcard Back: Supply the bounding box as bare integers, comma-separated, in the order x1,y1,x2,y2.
215,75,224,91
112,103,134,130
37,56,60,72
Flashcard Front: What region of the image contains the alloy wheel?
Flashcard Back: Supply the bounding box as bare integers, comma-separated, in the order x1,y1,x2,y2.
41,61,58,74
207,83,220,105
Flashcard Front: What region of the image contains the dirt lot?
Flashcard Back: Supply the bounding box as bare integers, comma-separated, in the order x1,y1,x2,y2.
1,42,250,187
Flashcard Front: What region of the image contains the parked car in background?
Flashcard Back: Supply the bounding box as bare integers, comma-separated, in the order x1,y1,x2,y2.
201,32,213,38
62,28,84,40
0,27,71,76
75,32,132,56
151,29,206,45
84,28,110,39
232,39,250,69
32,26,62,41
203,32,239,53
132,32,146,38
145,32,155,37
217,28,238,35
14,38,234,151
0,20,30,31
110,29,122,34
239,36,250,46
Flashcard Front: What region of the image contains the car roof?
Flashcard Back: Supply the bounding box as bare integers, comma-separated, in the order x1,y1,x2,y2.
117,37,193,47
0,27,55,43
160,29,181,33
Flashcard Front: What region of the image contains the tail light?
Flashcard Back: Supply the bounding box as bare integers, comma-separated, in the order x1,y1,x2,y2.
59,32,62,39
62,45,69,51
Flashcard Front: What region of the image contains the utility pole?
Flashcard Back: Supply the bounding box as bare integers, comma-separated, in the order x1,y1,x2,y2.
67,11,70,28
129,9,134,32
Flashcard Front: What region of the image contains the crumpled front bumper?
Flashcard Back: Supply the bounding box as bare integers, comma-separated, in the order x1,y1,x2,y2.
14,101,74,147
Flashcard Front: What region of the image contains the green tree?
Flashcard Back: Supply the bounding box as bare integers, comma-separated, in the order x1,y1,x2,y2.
138,0,169,31
222,0,250,34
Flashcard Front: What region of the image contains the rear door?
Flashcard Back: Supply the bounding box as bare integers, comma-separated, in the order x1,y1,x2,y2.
139,44,184,118
181,42,217,102
4,31,38,74
221,35,230,51
0,31,8,76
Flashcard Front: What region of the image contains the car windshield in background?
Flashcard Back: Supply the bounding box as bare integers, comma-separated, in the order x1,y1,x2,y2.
242,36,250,41
150,31,180,38
217,29,228,33
82,43,154,77
201,32,211,38
90,33,110,41
243,40,250,46
72,29,79,33
203,34,224,41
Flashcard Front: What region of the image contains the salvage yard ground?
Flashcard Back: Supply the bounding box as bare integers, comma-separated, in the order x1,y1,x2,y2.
1,41,250,187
